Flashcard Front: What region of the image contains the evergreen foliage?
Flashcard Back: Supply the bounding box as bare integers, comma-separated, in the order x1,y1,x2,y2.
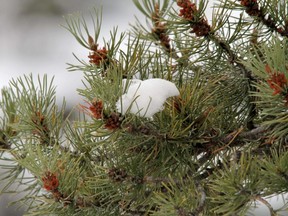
1,0,288,215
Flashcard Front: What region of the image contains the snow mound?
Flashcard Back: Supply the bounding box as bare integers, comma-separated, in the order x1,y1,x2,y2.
116,78,180,117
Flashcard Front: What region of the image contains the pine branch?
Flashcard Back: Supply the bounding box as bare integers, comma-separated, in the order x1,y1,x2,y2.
238,0,288,38
1,1,288,215
175,0,258,128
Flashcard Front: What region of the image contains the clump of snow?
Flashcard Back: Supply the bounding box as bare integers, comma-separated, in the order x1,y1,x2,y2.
116,78,180,117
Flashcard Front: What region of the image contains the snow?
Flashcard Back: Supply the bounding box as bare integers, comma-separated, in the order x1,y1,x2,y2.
116,78,180,117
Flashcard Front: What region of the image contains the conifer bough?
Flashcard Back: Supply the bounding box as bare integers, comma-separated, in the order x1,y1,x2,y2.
1,0,288,215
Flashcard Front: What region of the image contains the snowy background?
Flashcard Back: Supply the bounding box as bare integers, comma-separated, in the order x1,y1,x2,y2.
0,0,287,215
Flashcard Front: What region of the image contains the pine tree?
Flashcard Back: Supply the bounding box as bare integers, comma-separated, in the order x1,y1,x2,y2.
1,0,288,215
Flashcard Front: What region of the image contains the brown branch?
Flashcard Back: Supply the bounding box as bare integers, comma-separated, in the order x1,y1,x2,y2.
209,34,258,129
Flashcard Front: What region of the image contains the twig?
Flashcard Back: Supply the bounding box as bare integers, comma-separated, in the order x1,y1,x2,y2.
192,182,206,215
175,182,206,216
213,127,244,154
239,126,267,140
253,195,277,216
218,126,267,149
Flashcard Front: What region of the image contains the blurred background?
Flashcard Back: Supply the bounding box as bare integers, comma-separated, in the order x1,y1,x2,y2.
0,0,287,215
0,0,141,108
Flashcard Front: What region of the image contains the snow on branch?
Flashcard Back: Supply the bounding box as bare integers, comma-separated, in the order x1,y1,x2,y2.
116,78,180,117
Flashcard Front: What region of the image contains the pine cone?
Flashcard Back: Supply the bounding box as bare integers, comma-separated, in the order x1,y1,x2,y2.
104,113,122,130
108,168,128,182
